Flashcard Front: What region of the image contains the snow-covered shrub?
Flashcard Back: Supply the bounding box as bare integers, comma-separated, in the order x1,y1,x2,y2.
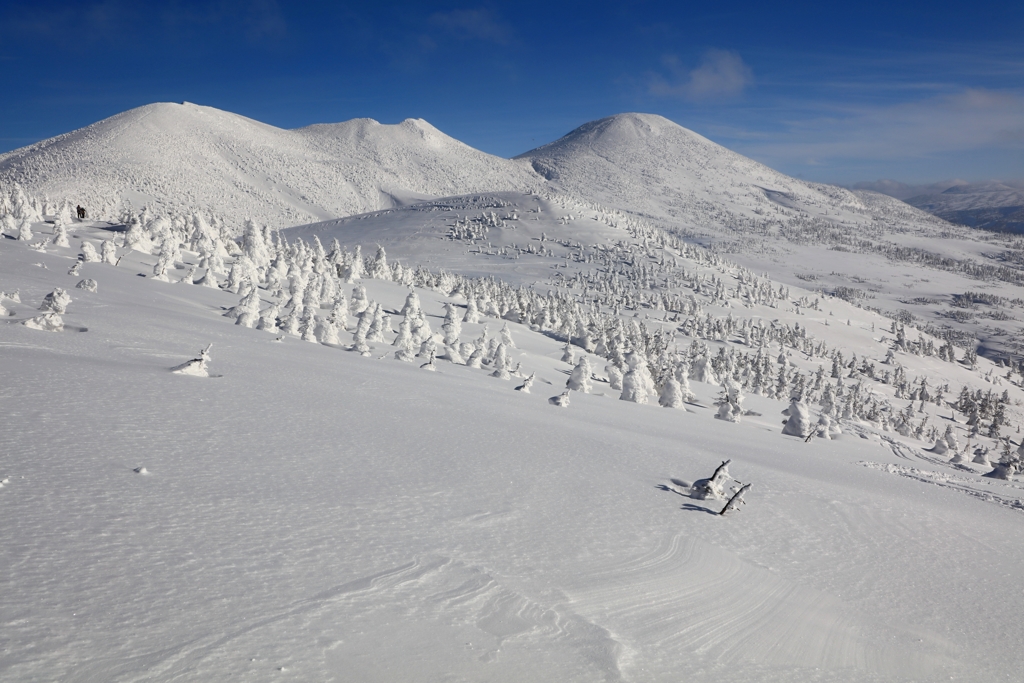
76,279,98,293
22,312,63,331
40,289,72,314
171,344,213,377
692,460,731,500
548,390,571,407
515,373,535,393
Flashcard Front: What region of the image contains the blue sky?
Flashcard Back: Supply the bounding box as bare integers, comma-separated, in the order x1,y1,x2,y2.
1,1,1021,184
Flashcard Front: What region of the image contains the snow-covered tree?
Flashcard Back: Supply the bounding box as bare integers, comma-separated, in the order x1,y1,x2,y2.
692,460,731,500
39,288,72,314
567,356,592,392
782,398,813,438
515,373,535,393
714,379,744,423
442,302,462,346
80,242,101,263
620,354,655,404
490,343,512,379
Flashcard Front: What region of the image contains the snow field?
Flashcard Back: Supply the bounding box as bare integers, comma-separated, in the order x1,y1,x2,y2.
3,218,1024,681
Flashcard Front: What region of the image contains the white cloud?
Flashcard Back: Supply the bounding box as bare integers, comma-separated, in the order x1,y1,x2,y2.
744,88,1024,165
649,49,753,101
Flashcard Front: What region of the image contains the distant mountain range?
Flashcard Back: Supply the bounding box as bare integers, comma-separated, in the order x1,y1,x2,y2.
854,179,1024,233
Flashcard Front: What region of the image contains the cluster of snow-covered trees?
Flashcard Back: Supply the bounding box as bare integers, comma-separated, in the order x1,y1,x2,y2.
5,182,1023,479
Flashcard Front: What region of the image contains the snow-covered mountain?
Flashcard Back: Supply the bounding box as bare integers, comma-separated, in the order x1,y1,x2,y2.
517,114,1024,361
906,181,1024,233
4,105,1024,360
0,102,541,229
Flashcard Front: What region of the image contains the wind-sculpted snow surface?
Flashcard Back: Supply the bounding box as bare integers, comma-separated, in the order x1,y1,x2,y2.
0,102,540,229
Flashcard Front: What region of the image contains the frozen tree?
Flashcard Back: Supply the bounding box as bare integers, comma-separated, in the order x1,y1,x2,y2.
463,297,481,323
420,349,437,371
928,435,949,456
690,350,718,385
80,242,101,263
692,460,731,500
561,341,575,365
394,333,416,362
100,239,117,264
257,303,280,332
197,267,219,288
53,223,70,248
40,288,72,314
366,245,391,280
17,219,33,241
815,414,841,440
342,245,364,282
317,315,342,346
515,373,535,393
466,347,485,368
401,290,422,318
171,344,213,377
719,484,751,516
567,356,592,393
490,343,512,379
620,354,655,404
441,344,465,364
500,322,516,349
782,398,813,438
714,379,744,423
76,279,98,293
548,390,571,407
300,308,319,342
22,312,64,331
442,302,462,346
352,307,373,354
658,377,686,409
392,315,414,350
367,304,387,343
349,285,369,315
231,288,262,328
123,215,154,253
606,363,624,391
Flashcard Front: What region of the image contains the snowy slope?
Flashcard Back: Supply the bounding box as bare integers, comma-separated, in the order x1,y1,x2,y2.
519,114,1024,361
4,205,1024,681
0,102,541,229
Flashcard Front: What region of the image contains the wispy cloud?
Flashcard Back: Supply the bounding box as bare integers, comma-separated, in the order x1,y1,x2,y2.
649,49,753,101
745,88,1024,164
